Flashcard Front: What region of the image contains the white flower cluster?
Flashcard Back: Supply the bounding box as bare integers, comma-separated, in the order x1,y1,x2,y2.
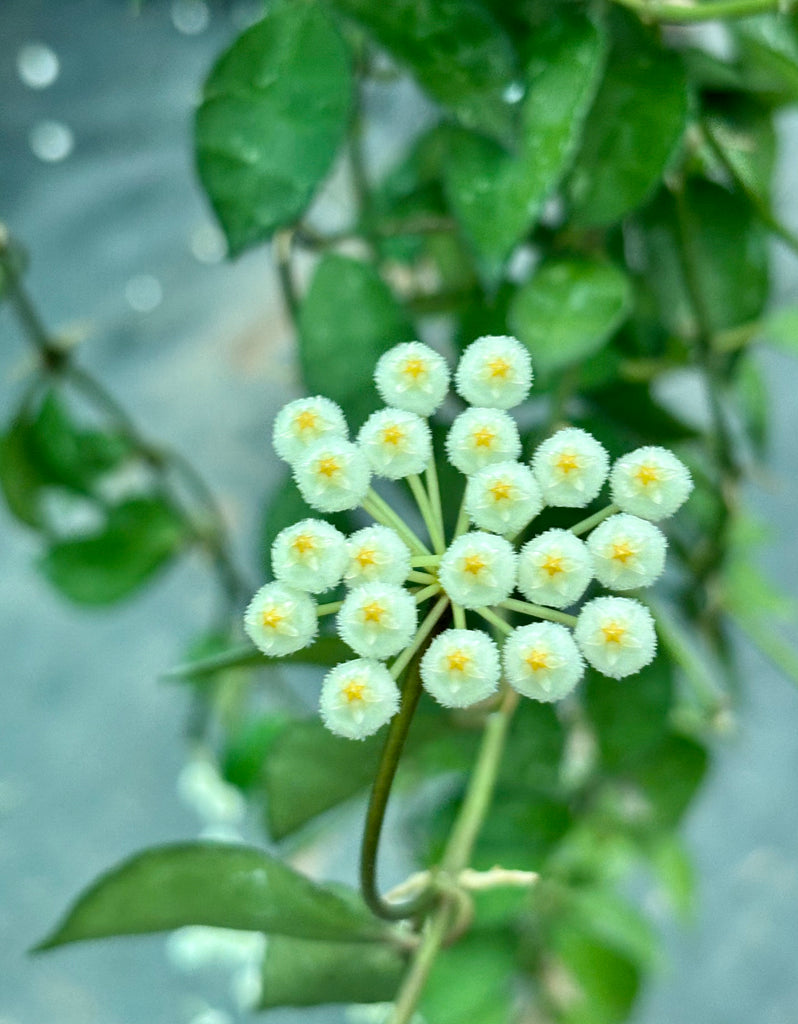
245,335,693,740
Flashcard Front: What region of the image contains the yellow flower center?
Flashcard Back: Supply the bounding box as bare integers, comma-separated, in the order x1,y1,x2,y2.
261,606,284,630
446,650,472,673
487,356,511,379
317,456,341,480
488,479,512,503
635,464,659,487
402,357,426,380
294,410,319,434
472,427,496,449
342,679,366,703
291,534,316,556
601,621,626,644
381,425,405,447
463,554,487,576
355,547,377,569
556,451,580,474
525,648,550,672
610,540,635,564
362,601,386,624
541,553,564,577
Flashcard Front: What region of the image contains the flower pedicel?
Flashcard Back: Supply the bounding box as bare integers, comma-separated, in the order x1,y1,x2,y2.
245,334,694,739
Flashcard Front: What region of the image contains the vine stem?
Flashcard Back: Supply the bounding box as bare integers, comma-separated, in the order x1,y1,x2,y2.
388,687,520,1024
611,0,791,22
407,474,444,553
360,596,450,919
425,459,446,551
363,489,432,556
0,228,249,608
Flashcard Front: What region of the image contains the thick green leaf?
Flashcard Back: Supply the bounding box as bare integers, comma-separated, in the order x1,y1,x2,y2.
0,391,130,529
333,0,518,145
445,12,605,282
627,734,709,830
298,255,414,429
510,257,632,374
259,936,404,1008
195,3,352,255
647,834,695,919
264,718,384,839
421,931,517,1024
584,658,673,772
636,179,769,337
39,497,186,604
222,714,293,791
36,842,386,950
568,21,688,226
734,13,798,102
704,95,776,207
549,926,641,1024
167,636,350,681
583,383,700,449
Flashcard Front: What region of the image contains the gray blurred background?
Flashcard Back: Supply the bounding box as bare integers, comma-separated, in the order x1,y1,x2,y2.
1,3,797,1022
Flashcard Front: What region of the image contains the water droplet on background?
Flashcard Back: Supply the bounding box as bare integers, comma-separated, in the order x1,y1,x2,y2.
171,0,210,35
16,43,59,89
125,274,163,313
28,121,73,162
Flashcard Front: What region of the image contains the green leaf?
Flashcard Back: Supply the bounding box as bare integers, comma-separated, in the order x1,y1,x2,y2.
332,0,518,146
568,20,688,226
298,254,414,429
39,497,186,604
0,391,131,529
549,926,641,1024
444,12,605,282
734,13,798,102
636,179,769,337
166,636,351,681
647,834,695,919
222,714,293,791
583,382,700,449
259,936,404,1008
421,930,517,1024
584,658,674,772
704,94,776,207
195,2,352,255
627,734,709,830
264,718,384,839
733,354,768,455
35,842,386,951
509,257,632,374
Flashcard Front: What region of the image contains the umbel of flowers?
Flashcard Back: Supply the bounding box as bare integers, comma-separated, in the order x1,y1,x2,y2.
245,337,693,740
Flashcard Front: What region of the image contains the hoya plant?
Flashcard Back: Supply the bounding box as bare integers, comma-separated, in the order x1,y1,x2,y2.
3,0,798,1021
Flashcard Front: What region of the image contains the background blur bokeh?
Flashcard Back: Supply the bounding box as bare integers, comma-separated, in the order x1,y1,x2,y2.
1,3,797,1023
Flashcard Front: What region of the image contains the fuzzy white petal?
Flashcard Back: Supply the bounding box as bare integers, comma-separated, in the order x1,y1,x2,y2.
358,408,432,480
344,526,412,588
439,532,517,609
337,582,418,659
531,427,609,508
517,529,593,609
294,438,371,513
587,513,667,591
503,622,584,701
271,518,348,593
420,629,500,708
445,408,522,476
243,582,318,657
272,397,347,466
455,335,533,409
319,659,400,739
374,342,450,417
574,596,657,679
610,446,693,520
465,460,543,536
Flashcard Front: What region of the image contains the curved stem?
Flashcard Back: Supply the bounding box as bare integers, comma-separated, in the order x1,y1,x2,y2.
388,687,519,1024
